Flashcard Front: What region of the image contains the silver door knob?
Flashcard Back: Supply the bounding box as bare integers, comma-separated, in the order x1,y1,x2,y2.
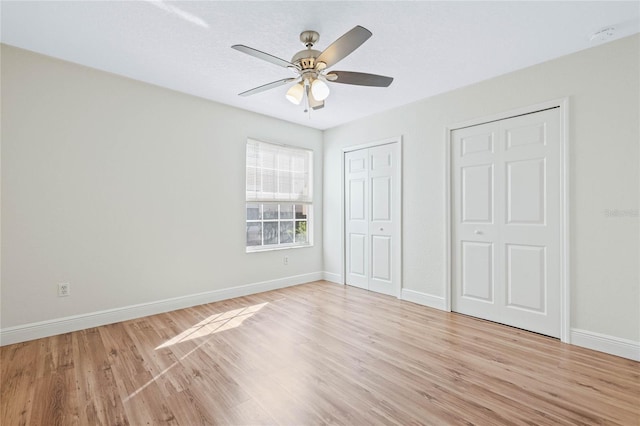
474,230,482,235
380,227,384,231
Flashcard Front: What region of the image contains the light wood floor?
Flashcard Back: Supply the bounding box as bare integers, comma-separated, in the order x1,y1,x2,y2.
2,281,639,425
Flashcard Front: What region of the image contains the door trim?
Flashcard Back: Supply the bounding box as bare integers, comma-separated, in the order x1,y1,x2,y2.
342,136,403,298
444,98,571,343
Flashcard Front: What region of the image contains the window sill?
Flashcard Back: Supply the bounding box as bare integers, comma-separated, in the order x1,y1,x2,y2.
246,243,313,253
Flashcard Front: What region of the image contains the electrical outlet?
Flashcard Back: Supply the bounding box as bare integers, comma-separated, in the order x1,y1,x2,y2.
283,256,289,265
58,283,70,297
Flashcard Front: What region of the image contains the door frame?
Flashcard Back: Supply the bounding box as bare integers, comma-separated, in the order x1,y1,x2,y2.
342,136,403,298
444,98,571,343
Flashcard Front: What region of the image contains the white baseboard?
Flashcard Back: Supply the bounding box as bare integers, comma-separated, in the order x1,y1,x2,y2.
323,271,343,285
570,328,640,361
0,272,323,346
6,276,637,362
401,288,447,311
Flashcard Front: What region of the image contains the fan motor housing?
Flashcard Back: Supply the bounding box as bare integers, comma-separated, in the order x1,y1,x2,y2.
292,49,321,70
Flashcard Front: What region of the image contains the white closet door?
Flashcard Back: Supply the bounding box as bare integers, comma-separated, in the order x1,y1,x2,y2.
345,143,400,297
452,122,500,323
368,144,398,296
345,149,369,290
452,108,561,337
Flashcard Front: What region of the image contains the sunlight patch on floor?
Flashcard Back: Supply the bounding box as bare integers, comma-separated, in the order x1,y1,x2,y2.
155,302,268,350
125,302,268,402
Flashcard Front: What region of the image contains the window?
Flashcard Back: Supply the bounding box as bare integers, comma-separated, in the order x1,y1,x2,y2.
246,139,312,251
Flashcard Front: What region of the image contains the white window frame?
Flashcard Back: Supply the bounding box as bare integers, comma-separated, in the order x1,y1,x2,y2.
245,139,313,252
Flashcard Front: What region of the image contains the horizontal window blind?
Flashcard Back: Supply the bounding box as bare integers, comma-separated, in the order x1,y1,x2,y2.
246,139,313,203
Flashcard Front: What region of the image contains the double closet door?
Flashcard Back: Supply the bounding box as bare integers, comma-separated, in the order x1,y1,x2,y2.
451,108,562,338
345,143,401,297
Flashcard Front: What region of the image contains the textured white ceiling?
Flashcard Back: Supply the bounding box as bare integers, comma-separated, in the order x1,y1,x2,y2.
2,1,639,130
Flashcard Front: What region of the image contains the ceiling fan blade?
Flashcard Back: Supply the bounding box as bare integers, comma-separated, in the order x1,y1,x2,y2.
239,78,297,97
315,26,372,68
232,45,296,68
329,71,393,87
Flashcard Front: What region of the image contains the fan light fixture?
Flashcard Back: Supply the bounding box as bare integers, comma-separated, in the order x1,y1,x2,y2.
285,83,304,105
311,79,330,101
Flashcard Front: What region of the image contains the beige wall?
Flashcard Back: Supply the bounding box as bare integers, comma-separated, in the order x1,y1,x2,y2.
1,44,323,329
2,35,639,348
324,35,640,342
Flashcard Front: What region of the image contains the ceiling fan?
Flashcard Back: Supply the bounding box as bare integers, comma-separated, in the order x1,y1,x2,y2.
231,25,393,112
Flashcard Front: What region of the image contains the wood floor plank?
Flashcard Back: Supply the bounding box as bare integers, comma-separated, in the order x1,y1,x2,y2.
27,334,79,425
1,340,40,426
2,281,639,425
73,328,130,426
30,369,79,426
98,323,179,425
